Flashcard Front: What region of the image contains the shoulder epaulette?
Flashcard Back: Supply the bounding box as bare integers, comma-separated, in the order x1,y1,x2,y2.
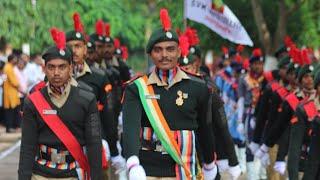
276,87,289,99
285,93,300,110
181,68,203,78
303,101,318,121
123,74,143,86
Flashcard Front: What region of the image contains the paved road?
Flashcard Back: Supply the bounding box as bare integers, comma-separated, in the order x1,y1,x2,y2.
0,146,19,180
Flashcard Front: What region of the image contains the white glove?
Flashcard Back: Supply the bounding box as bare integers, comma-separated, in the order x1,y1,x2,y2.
260,152,270,167
202,161,218,180
248,142,260,155
237,123,245,135
102,139,111,160
216,159,229,172
127,156,146,180
254,144,269,159
250,118,256,129
228,165,242,180
273,161,286,175
111,155,126,174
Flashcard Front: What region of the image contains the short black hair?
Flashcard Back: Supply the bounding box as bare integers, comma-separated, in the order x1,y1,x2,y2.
7,54,17,62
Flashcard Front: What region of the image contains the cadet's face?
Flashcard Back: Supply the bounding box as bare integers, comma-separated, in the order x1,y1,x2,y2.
67,40,87,64
45,59,71,87
223,59,231,67
279,68,287,80
301,73,314,90
104,43,115,60
86,49,98,64
251,61,264,74
95,41,105,60
287,71,296,84
150,41,181,70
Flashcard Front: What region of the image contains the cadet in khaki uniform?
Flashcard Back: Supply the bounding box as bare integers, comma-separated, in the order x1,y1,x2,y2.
122,9,217,180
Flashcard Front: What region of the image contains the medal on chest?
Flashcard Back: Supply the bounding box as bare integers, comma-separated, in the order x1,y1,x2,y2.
176,90,188,106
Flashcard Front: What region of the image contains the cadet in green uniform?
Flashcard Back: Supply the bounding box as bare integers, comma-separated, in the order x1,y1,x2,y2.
122,9,216,180
18,28,102,180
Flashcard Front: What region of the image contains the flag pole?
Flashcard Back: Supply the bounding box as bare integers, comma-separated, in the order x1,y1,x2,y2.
183,0,188,31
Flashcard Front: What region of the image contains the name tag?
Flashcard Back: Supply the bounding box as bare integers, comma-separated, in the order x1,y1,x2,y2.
43,109,57,115
145,94,160,99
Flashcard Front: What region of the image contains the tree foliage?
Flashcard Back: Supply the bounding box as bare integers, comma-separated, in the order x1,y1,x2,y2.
0,0,319,55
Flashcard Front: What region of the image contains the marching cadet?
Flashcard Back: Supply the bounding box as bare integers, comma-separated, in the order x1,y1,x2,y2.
255,49,316,179
122,9,217,180
66,14,125,175
178,30,241,180
302,69,320,180
249,44,292,179
237,48,268,180
18,28,102,179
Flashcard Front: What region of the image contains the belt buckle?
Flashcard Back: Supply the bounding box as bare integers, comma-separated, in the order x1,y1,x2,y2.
51,153,66,164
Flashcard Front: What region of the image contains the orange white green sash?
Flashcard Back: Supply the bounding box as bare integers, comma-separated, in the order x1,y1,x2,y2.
134,75,193,179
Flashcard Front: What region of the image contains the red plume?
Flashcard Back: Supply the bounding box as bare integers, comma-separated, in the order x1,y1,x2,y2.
105,23,110,37
252,48,262,57
243,58,250,70
179,35,190,57
73,12,84,33
95,20,104,36
236,45,244,53
221,46,228,55
50,28,66,50
185,27,199,46
160,8,171,31
301,48,311,65
235,54,242,64
121,46,128,60
114,38,121,49
284,36,293,47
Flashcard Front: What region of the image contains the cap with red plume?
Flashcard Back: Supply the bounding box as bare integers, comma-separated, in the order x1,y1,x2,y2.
249,48,264,63
236,45,244,54
297,48,314,82
42,27,72,63
221,46,229,59
184,27,199,47
242,58,250,72
114,38,122,55
146,8,179,54
104,23,114,43
66,12,86,42
178,35,192,66
284,36,294,49
121,46,128,61
89,20,105,43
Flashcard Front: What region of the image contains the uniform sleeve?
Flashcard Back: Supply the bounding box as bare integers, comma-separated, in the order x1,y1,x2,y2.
211,92,238,166
101,74,119,157
122,84,143,159
18,98,38,180
85,97,103,180
264,101,293,147
252,87,272,144
197,84,215,164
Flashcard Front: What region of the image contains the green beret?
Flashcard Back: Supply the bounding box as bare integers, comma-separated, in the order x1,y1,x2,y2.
286,62,300,76
42,46,73,64
66,30,85,42
179,55,194,66
90,33,105,43
298,64,314,82
277,55,290,69
189,45,201,58
146,28,179,54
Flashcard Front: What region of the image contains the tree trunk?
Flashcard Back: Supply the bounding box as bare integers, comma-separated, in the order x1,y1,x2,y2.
250,0,272,54
273,0,288,53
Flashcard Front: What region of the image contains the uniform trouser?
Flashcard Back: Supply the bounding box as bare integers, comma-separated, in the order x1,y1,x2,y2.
31,174,77,180
267,145,286,180
288,120,305,180
302,122,320,180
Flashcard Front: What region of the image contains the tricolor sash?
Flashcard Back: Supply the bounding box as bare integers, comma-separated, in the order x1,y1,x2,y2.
134,75,193,179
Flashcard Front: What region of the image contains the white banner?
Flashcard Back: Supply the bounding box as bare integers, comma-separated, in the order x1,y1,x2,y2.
184,0,253,46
